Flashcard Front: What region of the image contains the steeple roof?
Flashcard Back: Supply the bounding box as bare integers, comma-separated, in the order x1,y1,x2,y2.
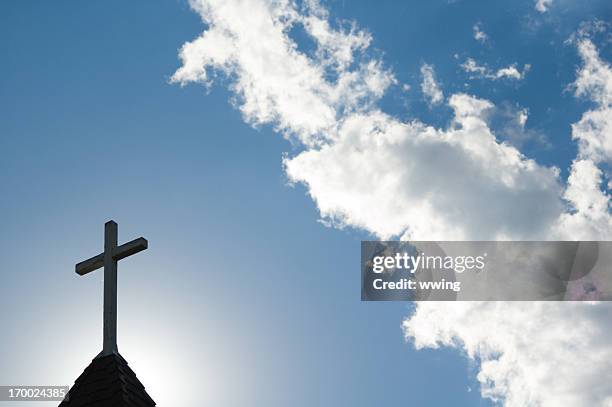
59,353,155,407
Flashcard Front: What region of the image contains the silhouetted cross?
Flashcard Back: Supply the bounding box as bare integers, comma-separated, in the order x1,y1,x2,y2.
76,221,148,357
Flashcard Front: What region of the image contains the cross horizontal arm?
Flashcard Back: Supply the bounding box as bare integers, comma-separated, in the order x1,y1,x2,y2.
76,253,104,276
75,237,148,276
114,237,148,261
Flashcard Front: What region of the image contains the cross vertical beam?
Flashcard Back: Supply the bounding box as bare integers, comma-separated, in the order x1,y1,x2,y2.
103,221,118,356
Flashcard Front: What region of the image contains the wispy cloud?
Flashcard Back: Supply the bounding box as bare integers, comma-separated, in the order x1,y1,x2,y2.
461,57,531,80
535,0,553,13
492,103,550,148
420,63,444,106
473,23,488,43
172,0,394,148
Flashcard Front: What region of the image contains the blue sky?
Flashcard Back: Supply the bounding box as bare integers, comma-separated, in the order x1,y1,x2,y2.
1,1,611,406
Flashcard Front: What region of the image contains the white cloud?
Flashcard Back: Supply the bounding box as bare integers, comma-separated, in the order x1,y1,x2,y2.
461,58,487,76
496,65,529,80
285,94,563,240
461,58,531,81
554,37,612,240
535,0,553,13
473,23,488,43
171,0,394,147
403,302,612,407
420,63,444,106
570,39,612,163
174,1,612,405
555,159,612,239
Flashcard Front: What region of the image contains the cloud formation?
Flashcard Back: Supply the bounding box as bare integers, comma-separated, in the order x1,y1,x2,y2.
555,37,612,240
403,302,612,407
535,0,553,13
284,94,562,240
473,23,488,43
420,63,444,106
174,1,612,405
172,0,394,148
461,58,531,81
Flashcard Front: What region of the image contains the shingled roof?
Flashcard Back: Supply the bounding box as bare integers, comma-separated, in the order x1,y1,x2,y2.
59,353,155,407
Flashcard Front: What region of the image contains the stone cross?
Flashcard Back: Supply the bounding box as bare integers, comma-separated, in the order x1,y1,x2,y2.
76,221,148,357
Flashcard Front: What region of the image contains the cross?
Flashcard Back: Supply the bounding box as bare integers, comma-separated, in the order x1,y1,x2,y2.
75,221,148,357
